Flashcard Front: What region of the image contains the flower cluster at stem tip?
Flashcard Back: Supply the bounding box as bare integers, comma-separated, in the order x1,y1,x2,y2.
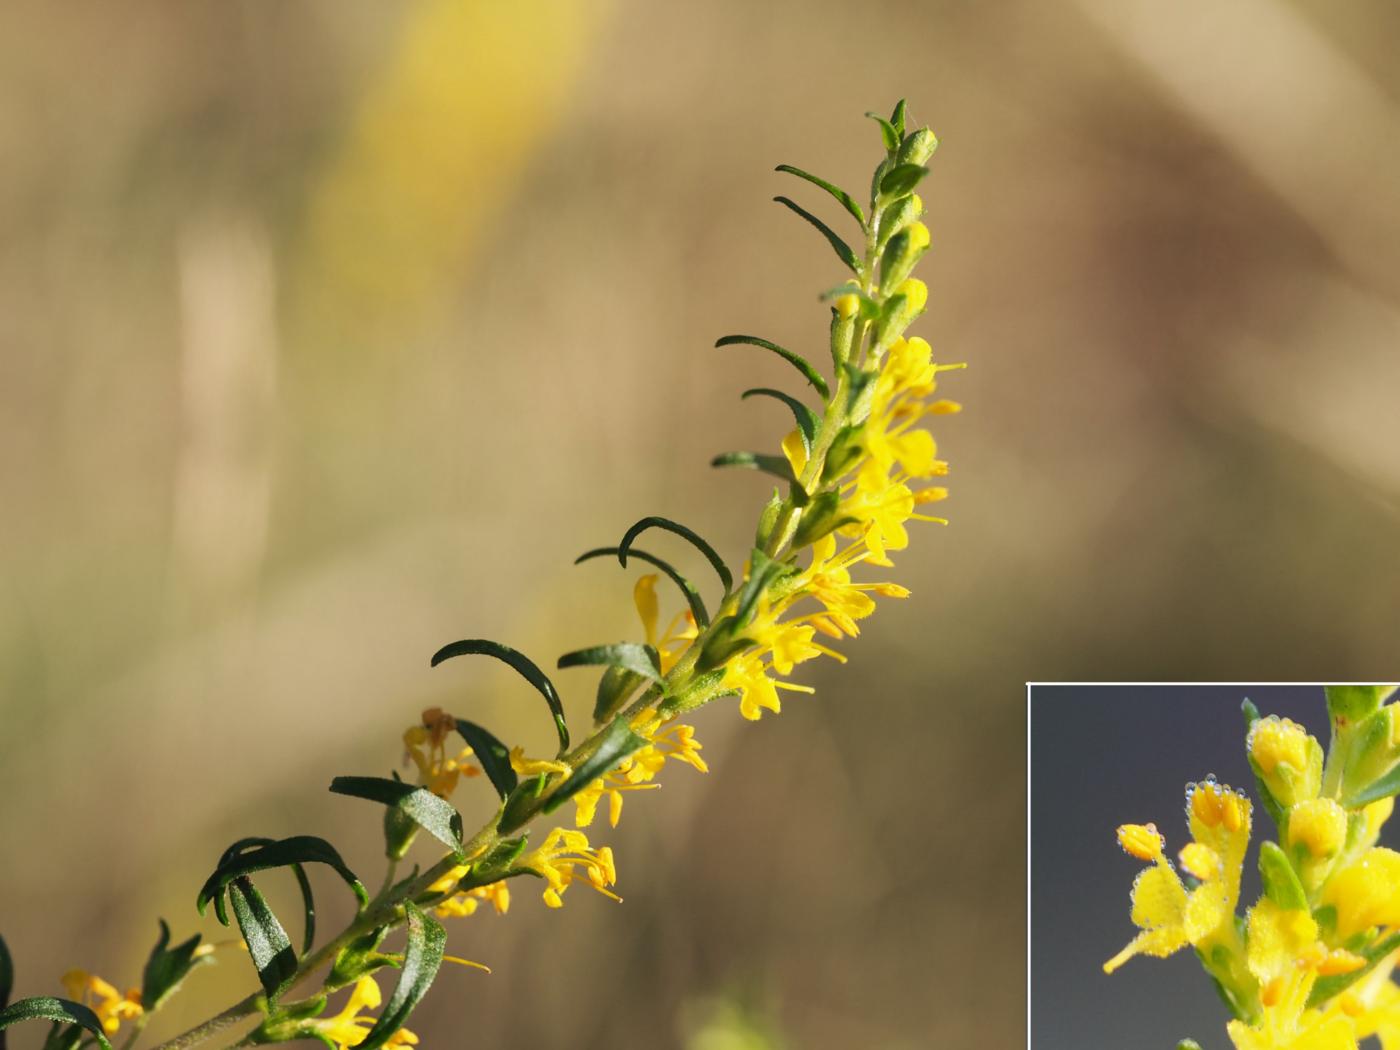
0,100,960,1050
1106,685,1400,1050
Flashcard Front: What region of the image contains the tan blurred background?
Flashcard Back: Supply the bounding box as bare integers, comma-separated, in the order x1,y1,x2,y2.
3,1,1400,1047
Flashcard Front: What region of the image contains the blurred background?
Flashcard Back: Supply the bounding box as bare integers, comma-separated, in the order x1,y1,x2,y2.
2,1,1400,1047
1028,685,1390,1050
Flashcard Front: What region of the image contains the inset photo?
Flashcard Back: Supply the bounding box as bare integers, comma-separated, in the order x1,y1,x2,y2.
1030,683,1400,1050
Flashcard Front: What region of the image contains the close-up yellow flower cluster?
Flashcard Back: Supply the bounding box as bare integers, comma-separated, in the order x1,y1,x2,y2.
1106,686,1400,1050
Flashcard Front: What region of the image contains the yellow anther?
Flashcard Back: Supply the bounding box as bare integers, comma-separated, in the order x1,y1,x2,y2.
1316,948,1366,977
1261,975,1285,1008
1117,823,1164,862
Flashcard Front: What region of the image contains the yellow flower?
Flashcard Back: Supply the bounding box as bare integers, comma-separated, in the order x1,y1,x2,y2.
314,976,418,1050
60,971,143,1036
427,866,512,920
633,574,697,675
403,707,480,799
521,828,619,908
721,650,812,721
780,533,910,640
570,717,706,829
1248,715,1323,807
1320,848,1400,940
508,747,572,779
1104,780,1252,974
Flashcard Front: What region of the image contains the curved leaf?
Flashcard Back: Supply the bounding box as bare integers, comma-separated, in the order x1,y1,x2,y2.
890,99,907,140
878,163,928,199
358,904,447,1050
774,164,865,226
575,547,709,628
197,836,366,930
741,388,818,454
141,921,212,1014
329,777,464,853
430,639,569,754
772,196,861,275
714,335,830,399
216,839,316,954
0,999,110,1050
450,719,517,801
617,516,733,593
229,877,297,1001
864,111,899,153
543,716,649,814
710,451,796,485
558,643,662,683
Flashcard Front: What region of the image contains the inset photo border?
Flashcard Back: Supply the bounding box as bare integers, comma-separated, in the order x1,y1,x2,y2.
1029,683,1400,1050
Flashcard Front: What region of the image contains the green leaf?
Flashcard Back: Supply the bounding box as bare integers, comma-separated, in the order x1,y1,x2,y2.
1241,697,1261,729
772,196,861,275
741,389,819,454
1326,685,1389,724
889,99,907,140
0,999,111,1050
594,665,646,724
457,835,532,891
714,335,831,400
40,1022,83,1050
330,777,464,853
1177,1041,1203,1050
1344,762,1400,807
197,837,366,932
450,719,517,801
214,838,317,953
498,772,549,836
773,164,865,226
558,643,662,682
141,921,212,1015
696,615,752,673
543,716,649,814
576,546,710,628
618,516,733,592
879,163,929,199
710,451,796,485
864,111,899,152
1258,842,1307,911
228,877,297,1001
734,548,789,627
357,904,446,1050
430,639,569,754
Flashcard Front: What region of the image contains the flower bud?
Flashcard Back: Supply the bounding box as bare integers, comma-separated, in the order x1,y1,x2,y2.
1247,715,1323,807
897,128,938,167
879,221,931,296
1287,798,1347,859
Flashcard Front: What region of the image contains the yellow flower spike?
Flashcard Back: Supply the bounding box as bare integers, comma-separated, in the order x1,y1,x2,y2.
1320,847,1400,940
1248,715,1324,807
1288,798,1348,860
1116,822,1164,862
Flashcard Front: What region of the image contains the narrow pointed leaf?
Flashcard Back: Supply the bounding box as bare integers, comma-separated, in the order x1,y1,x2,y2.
141,921,213,1014
735,548,791,627
741,388,818,453
229,878,297,1001
498,772,549,836
774,164,865,226
330,777,464,853
710,451,796,485
430,639,569,753
216,839,316,953
358,904,447,1050
1258,842,1307,911
878,163,929,199
890,99,907,139
543,716,649,814
558,643,662,682
714,335,830,399
618,516,733,592
576,547,709,628
864,111,899,152
451,719,517,800
772,196,861,274
0,1000,110,1050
